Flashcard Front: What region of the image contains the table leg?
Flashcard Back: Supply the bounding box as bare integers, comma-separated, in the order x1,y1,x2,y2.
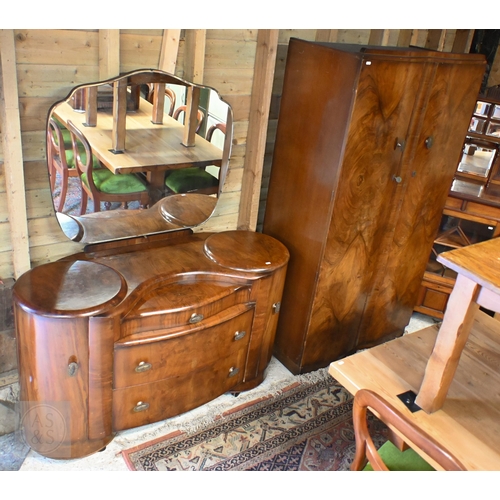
146,171,166,205
415,273,480,413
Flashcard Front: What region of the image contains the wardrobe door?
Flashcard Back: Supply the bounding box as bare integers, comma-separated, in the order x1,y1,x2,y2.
356,56,485,348
302,55,426,369
264,41,360,372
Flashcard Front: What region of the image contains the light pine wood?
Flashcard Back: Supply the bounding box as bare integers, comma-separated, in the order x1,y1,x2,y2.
0,29,31,278
237,29,278,231
112,78,128,152
181,31,206,148
329,309,500,471
182,86,201,147
415,274,480,412
184,30,206,84
368,29,390,45
84,86,97,127
315,30,338,43
417,238,500,412
151,83,166,124
99,30,120,81
158,29,181,73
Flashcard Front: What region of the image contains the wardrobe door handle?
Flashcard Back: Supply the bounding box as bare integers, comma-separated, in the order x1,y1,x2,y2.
425,136,434,149
394,137,406,151
228,367,240,378
393,175,402,184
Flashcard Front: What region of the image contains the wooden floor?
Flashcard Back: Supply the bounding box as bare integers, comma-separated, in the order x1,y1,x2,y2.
330,309,500,470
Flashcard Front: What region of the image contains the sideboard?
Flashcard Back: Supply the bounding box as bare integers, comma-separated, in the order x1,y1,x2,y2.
13,229,289,459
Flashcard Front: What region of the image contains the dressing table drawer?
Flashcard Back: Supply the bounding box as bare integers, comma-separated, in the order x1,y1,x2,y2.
114,304,254,389
121,282,251,336
112,349,247,431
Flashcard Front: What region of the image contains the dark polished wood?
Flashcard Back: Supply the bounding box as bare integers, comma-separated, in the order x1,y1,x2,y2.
263,38,485,374
14,230,289,459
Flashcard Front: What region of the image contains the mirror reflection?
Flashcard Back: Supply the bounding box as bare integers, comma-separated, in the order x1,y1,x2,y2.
47,69,232,244
457,142,497,178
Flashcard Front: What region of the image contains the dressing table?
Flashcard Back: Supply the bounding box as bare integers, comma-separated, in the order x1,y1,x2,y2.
13,71,289,459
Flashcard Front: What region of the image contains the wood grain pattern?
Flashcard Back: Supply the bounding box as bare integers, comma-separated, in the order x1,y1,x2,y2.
264,39,485,373
0,29,31,278
1,29,480,283
14,230,289,457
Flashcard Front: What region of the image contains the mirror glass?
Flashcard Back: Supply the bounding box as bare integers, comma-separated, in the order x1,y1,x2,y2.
457,142,497,178
47,69,233,245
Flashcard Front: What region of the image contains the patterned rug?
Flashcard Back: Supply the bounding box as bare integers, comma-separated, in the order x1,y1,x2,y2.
122,369,388,471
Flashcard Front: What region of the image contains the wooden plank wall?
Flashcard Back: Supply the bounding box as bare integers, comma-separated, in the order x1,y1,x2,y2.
0,29,477,281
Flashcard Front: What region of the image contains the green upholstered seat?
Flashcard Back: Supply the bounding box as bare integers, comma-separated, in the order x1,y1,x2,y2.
165,167,218,193
81,169,147,195
363,441,435,471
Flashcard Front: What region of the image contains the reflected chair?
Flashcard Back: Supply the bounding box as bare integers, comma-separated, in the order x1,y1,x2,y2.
66,120,150,215
47,117,80,212
173,105,204,132
146,84,176,116
351,389,465,471
164,123,225,196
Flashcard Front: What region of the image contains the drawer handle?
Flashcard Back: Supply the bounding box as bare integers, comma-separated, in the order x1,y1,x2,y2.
228,367,240,378
133,401,150,413
272,302,281,314
135,361,152,373
234,330,246,341
189,313,204,324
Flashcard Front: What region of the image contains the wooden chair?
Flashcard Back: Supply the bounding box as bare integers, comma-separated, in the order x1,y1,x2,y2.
146,84,176,116
173,105,204,132
351,389,465,471
164,123,224,196
47,117,80,212
66,120,150,215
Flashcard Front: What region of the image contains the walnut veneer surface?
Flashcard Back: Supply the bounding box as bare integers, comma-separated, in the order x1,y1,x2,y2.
13,229,289,458
263,38,486,374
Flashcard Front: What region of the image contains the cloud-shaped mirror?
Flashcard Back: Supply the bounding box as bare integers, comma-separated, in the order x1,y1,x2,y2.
47,69,233,245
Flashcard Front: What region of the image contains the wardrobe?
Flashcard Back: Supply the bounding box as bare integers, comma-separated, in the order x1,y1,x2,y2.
263,38,485,374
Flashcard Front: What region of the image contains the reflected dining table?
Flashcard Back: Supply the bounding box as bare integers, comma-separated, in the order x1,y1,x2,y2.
52,98,223,202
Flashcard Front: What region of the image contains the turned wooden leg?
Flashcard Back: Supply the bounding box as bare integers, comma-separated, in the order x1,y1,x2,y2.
416,274,480,413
